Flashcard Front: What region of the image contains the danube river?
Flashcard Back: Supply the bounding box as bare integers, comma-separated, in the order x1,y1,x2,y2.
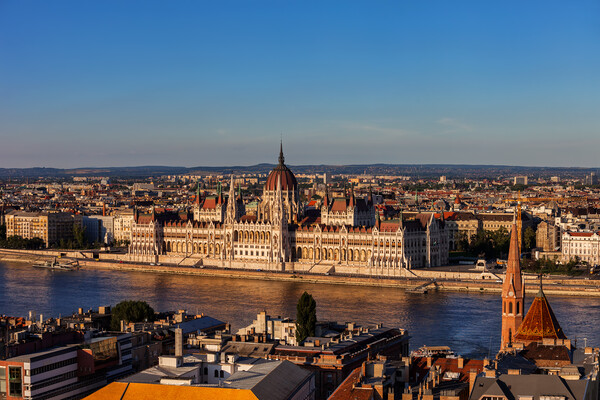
1,261,600,358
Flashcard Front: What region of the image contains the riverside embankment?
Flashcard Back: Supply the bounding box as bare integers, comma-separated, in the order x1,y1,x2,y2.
1,248,599,297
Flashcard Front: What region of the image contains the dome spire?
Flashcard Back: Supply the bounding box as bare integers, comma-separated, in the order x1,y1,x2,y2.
278,139,285,165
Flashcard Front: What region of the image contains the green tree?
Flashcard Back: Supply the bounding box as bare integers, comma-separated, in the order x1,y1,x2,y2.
73,223,86,249
523,226,536,251
295,291,316,343
456,231,470,252
110,300,155,331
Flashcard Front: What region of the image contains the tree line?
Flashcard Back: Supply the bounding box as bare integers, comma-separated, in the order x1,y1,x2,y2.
456,226,537,259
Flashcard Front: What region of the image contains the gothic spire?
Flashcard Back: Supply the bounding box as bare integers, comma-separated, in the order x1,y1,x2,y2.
278,140,285,165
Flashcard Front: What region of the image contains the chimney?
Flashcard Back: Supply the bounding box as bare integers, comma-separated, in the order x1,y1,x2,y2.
427,357,432,368
564,339,572,350
457,357,464,369
483,358,490,368
469,370,478,395
175,328,183,358
485,369,496,378
78,308,83,315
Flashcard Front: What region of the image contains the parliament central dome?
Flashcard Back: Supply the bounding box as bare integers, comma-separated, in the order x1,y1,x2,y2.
264,143,297,192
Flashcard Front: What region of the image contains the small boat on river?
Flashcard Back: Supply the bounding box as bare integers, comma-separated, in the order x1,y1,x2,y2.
33,258,80,271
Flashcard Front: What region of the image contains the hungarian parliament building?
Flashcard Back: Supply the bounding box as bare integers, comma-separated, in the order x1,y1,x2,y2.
128,146,449,275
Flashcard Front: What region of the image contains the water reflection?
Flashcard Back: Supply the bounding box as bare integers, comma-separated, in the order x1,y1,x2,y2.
1,261,599,358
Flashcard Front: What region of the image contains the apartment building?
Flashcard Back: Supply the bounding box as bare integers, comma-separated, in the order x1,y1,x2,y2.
4,211,78,247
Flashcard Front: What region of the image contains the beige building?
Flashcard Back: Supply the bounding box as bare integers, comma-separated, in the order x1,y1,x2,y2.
113,211,135,244
4,211,78,247
537,220,561,252
238,311,297,345
561,230,600,265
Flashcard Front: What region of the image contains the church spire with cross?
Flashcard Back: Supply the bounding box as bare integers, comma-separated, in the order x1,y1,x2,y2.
501,222,525,350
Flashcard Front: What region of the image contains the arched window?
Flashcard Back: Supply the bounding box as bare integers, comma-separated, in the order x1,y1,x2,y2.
220,370,224,378
204,367,208,375
509,302,513,314
516,302,520,315
214,370,219,378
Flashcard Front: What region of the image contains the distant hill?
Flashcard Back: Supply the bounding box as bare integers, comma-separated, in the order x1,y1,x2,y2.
0,164,597,179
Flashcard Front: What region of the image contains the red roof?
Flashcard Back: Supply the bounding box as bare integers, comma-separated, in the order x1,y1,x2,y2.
379,221,400,232
202,198,217,209
567,232,595,237
514,288,567,344
328,367,373,400
330,198,348,212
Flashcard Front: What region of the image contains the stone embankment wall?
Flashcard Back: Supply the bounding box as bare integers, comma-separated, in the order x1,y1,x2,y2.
1,249,599,297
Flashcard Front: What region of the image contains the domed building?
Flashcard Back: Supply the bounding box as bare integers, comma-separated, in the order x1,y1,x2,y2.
258,143,301,224
128,143,449,272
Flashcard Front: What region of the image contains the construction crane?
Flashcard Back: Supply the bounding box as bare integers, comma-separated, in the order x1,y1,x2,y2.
503,192,587,254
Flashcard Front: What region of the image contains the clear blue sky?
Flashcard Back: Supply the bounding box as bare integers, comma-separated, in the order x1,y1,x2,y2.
1,1,599,168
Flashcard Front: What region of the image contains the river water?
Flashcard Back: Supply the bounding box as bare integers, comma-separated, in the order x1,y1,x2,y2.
1,261,599,358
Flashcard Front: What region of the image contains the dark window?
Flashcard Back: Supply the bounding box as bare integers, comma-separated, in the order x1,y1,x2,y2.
0,366,6,395
8,367,22,397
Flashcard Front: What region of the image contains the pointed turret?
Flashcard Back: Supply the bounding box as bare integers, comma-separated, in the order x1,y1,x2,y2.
501,223,525,350
226,174,237,224
278,139,285,165
513,278,567,345
349,184,355,208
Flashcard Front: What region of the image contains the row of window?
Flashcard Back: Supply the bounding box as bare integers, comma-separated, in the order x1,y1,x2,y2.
30,356,77,376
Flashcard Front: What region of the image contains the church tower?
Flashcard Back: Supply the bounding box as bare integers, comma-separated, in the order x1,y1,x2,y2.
501,223,525,350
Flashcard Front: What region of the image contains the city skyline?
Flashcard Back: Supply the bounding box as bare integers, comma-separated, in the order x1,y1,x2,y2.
1,1,599,168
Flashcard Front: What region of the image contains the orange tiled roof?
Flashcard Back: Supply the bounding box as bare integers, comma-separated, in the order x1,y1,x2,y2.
84,382,258,400
513,288,567,344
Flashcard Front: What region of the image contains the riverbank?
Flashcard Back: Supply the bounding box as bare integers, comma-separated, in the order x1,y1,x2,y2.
1,249,599,297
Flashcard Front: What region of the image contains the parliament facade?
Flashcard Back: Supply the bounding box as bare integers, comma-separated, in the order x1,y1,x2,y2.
128,146,449,275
